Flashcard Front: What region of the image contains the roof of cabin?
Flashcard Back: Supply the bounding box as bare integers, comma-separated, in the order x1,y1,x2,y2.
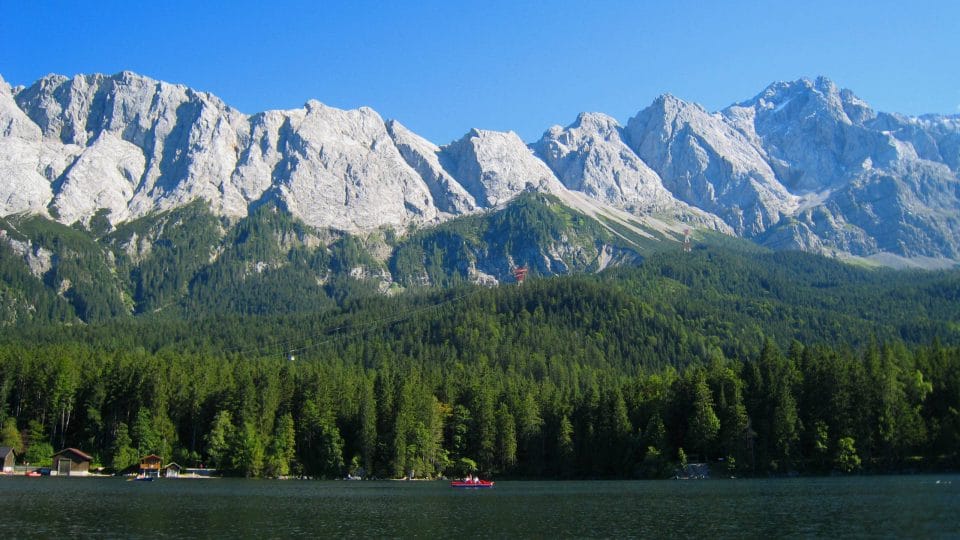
52,447,94,462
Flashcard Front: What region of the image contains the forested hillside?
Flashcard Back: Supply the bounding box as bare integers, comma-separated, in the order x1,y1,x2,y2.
1,246,958,479
0,194,650,324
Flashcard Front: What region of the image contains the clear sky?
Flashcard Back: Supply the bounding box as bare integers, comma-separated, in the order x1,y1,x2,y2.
1,0,958,144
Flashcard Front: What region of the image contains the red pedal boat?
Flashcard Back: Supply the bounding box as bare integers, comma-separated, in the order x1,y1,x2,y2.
450,479,494,488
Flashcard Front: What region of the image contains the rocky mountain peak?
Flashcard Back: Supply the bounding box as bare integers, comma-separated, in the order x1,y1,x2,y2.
625,93,794,237
741,76,876,127
14,70,235,149
1,70,958,265
0,76,41,140
534,112,666,208
651,92,684,108
727,77,899,192
572,112,620,133
441,128,564,207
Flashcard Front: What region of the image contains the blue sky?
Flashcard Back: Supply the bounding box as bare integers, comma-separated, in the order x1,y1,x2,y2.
1,0,958,144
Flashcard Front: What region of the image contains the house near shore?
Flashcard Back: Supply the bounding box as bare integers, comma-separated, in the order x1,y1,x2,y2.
139,454,163,478
52,447,94,476
164,462,182,478
1,446,17,473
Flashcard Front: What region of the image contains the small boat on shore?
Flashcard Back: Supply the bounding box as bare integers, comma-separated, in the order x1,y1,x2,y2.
450,479,494,488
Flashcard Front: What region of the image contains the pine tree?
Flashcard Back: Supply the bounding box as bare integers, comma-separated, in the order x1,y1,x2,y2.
556,414,574,478
495,403,517,472
266,413,296,477
687,373,720,462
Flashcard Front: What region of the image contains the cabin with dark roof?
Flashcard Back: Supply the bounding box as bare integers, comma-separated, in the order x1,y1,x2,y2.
140,454,163,477
164,462,182,478
52,447,93,476
1,446,17,473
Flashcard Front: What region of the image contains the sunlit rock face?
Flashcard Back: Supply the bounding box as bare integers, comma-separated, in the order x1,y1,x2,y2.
3,72,959,261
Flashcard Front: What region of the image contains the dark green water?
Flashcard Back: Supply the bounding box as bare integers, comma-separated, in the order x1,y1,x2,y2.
2,475,957,538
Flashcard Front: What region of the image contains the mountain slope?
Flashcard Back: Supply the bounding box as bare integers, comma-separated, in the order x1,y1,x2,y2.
0,192,656,323
5,73,463,232
1,71,959,265
722,78,960,261
624,94,796,237
532,112,728,231
390,192,641,287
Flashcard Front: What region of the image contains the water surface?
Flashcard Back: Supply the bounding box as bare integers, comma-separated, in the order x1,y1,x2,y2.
2,475,956,538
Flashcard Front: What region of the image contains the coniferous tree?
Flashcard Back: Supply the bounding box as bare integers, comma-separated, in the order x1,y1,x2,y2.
495,403,517,472
556,414,575,478
266,413,296,477
233,420,265,477
358,375,377,476
710,360,750,470
24,420,53,466
687,372,720,462
205,410,235,470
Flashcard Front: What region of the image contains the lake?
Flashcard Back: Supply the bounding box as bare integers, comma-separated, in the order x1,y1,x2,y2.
2,475,957,538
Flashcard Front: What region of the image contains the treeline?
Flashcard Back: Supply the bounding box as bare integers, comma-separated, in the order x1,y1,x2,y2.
1,330,957,478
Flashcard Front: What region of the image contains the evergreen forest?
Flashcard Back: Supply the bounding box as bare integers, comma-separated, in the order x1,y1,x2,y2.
2,245,959,479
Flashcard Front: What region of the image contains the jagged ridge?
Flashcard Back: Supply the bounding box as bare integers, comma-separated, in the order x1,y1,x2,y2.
1,71,959,264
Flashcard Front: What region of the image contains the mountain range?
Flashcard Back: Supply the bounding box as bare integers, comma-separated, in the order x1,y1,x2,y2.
2,71,958,265
1,71,959,324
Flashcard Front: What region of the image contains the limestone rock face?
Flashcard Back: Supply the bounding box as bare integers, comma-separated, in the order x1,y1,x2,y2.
534,112,671,210
50,132,145,224
868,113,960,173
0,76,55,215
386,120,478,216
1,71,958,263
725,78,960,260
7,73,460,231
260,101,443,232
0,75,41,140
11,72,253,222
625,94,796,237
533,112,727,229
440,129,566,207
727,77,897,191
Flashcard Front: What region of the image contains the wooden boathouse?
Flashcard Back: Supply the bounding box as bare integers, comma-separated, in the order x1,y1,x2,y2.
139,454,163,478
52,447,94,476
